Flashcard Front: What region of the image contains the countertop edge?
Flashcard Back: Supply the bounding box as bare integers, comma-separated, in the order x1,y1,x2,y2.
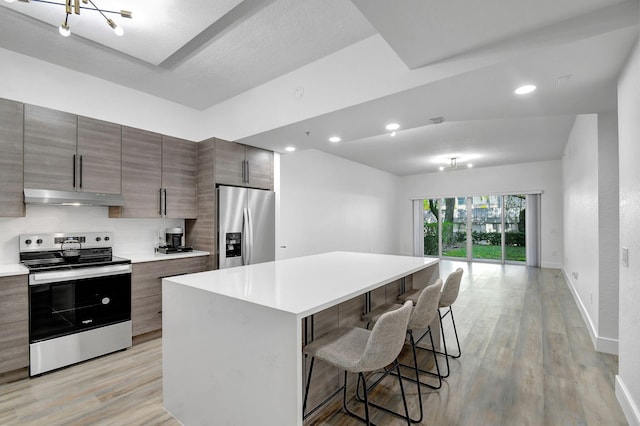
0,264,30,277
117,250,210,264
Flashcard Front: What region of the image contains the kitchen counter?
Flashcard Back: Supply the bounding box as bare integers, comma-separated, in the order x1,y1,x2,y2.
116,250,209,263
0,264,29,277
162,251,439,426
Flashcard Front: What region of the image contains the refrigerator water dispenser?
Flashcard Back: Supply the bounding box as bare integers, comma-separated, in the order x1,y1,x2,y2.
225,232,242,258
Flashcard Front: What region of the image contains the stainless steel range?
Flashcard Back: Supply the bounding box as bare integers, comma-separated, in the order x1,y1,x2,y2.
19,232,132,376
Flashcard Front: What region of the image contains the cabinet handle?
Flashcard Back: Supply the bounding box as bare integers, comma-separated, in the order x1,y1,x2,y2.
159,188,163,216
72,155,76,188
163,188,167,216
246,160,250,184
241,160,246,183
79,155,83,189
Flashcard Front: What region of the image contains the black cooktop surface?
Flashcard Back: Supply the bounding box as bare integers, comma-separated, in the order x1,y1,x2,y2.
20,249,130,272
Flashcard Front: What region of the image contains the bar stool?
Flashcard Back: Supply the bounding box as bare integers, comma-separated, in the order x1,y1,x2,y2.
397,268,464,378
302,301,413,425
360,279,443,423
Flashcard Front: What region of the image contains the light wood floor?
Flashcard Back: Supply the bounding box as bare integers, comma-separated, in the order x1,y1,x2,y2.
0,262,628,425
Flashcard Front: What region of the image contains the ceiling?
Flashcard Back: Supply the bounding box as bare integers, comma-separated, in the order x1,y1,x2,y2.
0,0,638,176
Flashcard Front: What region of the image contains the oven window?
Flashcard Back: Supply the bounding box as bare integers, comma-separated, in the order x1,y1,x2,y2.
29,273,131,342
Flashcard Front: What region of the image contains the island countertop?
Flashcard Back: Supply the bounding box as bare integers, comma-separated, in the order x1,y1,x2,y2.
163,251,438,318
162,251,440,426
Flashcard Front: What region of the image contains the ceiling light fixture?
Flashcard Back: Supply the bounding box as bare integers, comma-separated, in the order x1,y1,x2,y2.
440,157,472,172
285,146,296,152
514,84,536,95
8,0,132,37
328,136,341,143
385,123,400,131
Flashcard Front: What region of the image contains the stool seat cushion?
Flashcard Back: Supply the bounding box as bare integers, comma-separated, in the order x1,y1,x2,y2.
303,327,372,373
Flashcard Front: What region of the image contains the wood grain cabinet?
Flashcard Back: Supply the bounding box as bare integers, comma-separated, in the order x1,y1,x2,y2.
161,136,197,218
215,138,273,190
24,105,122,194
111,129,197,219
0,98,25,217
131,256,207,336
113,127,162,218
0,275,29,374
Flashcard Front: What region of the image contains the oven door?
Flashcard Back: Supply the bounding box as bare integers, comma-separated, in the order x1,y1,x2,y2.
29,264,131,343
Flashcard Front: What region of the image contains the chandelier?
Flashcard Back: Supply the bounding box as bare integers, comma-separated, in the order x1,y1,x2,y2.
5,0,132,37
439,157,473,172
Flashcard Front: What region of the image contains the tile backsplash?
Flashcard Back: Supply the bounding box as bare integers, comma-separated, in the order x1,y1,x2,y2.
0,205,183,264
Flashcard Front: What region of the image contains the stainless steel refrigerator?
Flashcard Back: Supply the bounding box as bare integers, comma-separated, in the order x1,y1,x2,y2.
217,185,275,269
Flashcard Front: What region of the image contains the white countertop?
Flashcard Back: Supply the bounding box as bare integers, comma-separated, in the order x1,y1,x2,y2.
165,251,438,317
0,263,29,277
116,250,209,263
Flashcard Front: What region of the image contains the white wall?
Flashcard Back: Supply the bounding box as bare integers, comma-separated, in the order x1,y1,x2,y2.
562,114,602,344
0,47,202,141
616,38,640,426
278,149,399,259
597,111,620,342
0,205,183,264
396,160,563,268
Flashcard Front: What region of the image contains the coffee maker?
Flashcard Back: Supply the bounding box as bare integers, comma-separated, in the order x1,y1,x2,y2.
156,227,192,254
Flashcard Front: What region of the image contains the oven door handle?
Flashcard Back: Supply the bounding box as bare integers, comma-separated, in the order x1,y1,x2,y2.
29,264,132,285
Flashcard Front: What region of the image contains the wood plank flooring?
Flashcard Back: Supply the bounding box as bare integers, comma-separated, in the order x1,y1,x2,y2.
0,261,627,425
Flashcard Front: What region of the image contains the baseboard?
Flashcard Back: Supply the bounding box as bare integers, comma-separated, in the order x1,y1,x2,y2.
616,376,640,426
596,335,619,355
542,261,562,269
561,269,618,355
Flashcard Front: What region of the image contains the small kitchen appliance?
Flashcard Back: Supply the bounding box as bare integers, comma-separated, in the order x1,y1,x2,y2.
156,227,193,254
19,232,132,376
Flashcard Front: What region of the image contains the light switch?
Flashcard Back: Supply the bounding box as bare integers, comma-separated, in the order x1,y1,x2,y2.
622,247,629,267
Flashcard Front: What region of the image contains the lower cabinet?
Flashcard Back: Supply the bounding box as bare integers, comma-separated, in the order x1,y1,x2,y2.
131,256,208,337
0,275,29,375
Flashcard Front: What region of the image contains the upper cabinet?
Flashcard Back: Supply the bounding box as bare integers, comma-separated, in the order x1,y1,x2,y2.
23,105,121,194
0,98,25,217
110,128,197,219
24,105,77,191
162,136,197,219
215,138,273,190
113,127,162,218
77,116,122,194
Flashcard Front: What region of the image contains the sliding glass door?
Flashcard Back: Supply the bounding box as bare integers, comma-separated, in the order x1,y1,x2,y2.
504,195,526,262
471,195,503,262
420,194,528,264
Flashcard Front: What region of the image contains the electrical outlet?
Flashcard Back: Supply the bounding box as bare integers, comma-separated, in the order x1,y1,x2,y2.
622,247,629,267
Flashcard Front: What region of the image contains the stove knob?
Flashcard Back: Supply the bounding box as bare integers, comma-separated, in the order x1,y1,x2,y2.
36,239,43,244
104,236,110,241
25,239,32,245
95,237,102,242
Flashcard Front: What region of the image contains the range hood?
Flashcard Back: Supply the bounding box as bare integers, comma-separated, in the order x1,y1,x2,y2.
24,188,125,207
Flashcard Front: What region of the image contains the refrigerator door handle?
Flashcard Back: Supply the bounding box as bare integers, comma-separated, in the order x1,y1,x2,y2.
246,208,253,265
242,208,248,265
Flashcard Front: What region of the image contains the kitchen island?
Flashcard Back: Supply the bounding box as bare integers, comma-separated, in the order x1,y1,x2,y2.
162,251,439,425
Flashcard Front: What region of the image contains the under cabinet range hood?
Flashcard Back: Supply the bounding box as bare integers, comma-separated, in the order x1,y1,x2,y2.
24,189,125,207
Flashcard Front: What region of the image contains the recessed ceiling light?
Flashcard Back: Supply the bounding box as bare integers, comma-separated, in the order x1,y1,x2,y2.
467,163,473,168
514,84,536,95
385,123,400,131
285,146,296,152
329,136,341,143
390,131,396,137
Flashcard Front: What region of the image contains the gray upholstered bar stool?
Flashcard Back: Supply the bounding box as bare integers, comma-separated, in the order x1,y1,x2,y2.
302,301,413,425
360,279,443,423
397,267,464,378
